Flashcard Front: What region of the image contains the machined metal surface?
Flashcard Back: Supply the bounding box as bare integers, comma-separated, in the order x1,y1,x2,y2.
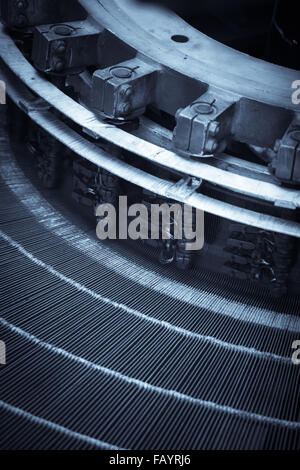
1,56,300,238
1,26,300,224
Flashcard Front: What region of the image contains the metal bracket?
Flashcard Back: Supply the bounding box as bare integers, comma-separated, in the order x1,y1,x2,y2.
173,90,237,157
32,19,103,73
270,122,300,185
92,58,160,120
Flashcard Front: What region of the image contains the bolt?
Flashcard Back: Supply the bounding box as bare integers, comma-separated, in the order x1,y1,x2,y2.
53,60,64,72
16,0,27,9
273,139,281,153
16,14,28,26
205,139,218,153
53,40,67,55
122,103,131,114
208,121,220,137
119,84,133,98
119,103,132,116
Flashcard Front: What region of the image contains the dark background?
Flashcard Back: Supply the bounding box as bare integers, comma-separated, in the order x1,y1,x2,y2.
138,0,300,69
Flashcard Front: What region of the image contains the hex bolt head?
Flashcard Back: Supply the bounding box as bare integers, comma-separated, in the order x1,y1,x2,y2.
53,40,67,55
53,60,64,72
205,139,218,153
117,103,132,117
121,103,132,115
208,121,220,137
119,85,133,99
16,0,27,9
16,14,28,26
273,139,281,153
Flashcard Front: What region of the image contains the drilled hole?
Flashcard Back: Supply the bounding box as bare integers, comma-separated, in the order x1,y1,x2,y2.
171,34,189,43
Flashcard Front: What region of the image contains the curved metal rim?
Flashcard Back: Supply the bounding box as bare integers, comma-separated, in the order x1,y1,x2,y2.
81,0,300,110
2,60,300,238
1,27,299,212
